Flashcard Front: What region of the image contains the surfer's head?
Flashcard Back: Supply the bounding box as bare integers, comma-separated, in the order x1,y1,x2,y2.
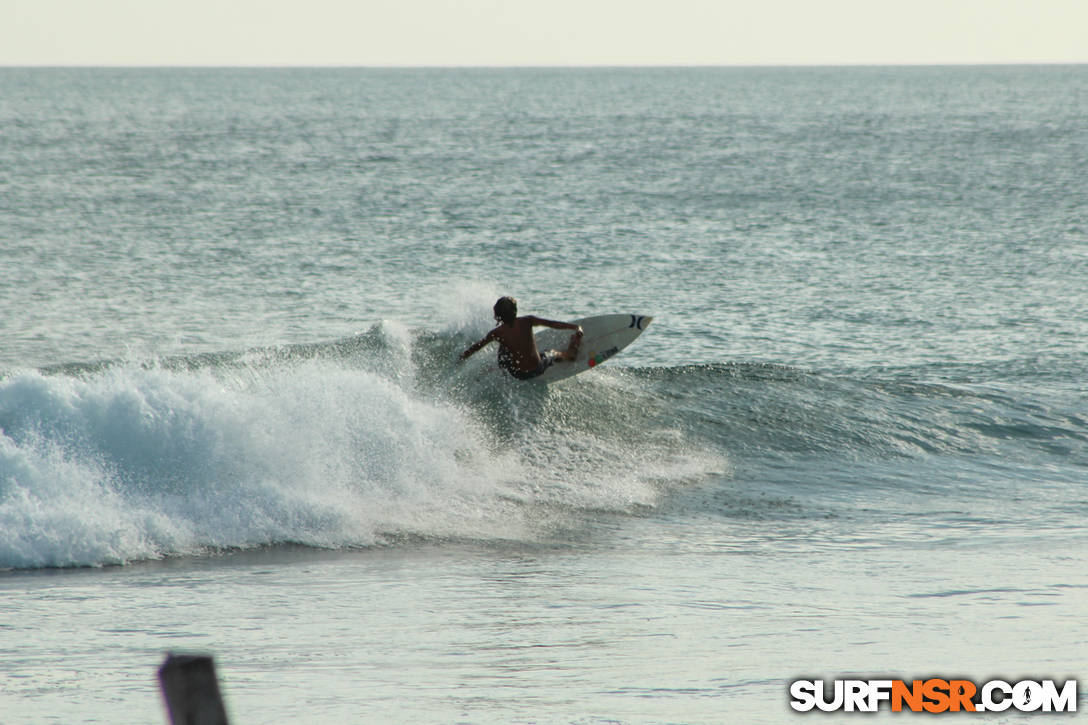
493,296,517,324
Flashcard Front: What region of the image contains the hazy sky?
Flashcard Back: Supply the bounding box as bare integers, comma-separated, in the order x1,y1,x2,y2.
4,0,1087,67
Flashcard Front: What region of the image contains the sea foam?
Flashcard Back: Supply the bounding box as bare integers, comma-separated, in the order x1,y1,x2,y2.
0,313,732,570
0,357,529,569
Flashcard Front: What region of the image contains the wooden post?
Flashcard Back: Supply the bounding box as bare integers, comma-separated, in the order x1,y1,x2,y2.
158,653,230,725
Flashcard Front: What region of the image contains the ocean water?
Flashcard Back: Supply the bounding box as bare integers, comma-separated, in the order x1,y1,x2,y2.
0,67,1086,723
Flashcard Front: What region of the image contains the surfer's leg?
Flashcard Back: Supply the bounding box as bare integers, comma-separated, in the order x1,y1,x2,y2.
560,330,583,361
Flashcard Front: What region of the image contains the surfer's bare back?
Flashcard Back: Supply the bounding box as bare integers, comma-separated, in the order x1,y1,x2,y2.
459,296,583,381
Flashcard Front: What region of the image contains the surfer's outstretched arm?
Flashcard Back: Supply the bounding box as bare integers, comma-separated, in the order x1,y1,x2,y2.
459,329,497,362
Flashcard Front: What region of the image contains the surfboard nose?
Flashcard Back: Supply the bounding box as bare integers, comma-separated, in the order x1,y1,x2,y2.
630,315,652,330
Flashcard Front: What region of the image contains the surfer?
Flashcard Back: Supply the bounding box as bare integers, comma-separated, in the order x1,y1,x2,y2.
459,296,583,380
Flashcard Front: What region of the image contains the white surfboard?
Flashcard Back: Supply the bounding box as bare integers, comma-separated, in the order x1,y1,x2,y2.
530,314,653,384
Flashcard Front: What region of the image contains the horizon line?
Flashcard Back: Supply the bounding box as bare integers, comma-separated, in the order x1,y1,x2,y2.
3,61,1087,70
